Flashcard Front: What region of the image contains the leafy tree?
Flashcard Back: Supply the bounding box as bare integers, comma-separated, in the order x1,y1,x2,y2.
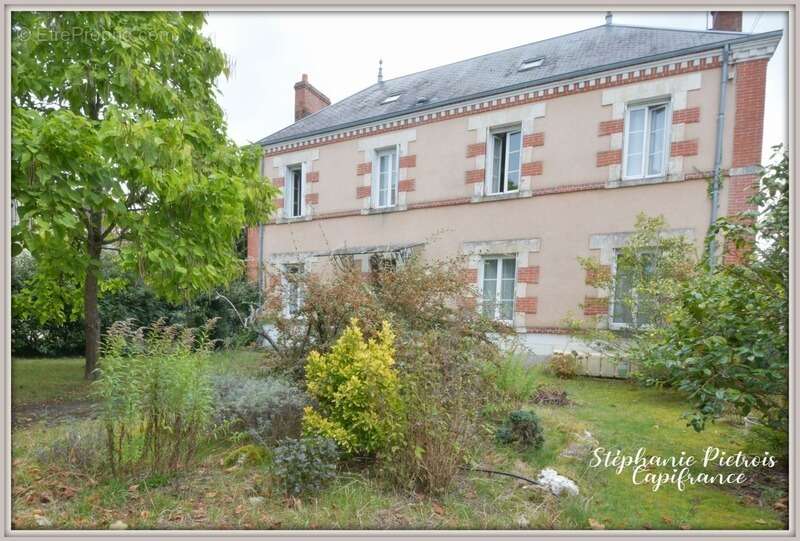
644,148,789,431
11,12,276,378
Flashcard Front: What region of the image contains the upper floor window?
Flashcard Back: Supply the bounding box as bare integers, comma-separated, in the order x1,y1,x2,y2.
481,256,516,321
611,249,656,328
285,164,304,218
284,263,305,316
488,126,521,195
373,146,398,209
623,102,669,179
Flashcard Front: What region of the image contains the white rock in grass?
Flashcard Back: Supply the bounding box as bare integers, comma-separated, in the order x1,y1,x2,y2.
248,496,265,505
536,468,579,497
109,520,128,530
34,516,53,528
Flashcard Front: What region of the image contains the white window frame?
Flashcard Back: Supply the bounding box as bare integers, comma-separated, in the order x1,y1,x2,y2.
608,248,657,330
284,163,305,218
479,255,517,322
485,124,522,195
282,263,305,317
371,145,399,209
622,100,671,180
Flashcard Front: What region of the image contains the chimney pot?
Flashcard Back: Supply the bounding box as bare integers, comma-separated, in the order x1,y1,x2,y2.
710,11,742,32
293,74,330,121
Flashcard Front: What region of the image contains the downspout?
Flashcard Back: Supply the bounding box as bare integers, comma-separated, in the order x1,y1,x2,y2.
707,43,730,269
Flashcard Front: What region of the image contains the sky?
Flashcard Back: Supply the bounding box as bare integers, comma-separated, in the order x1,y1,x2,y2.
204,11,788,159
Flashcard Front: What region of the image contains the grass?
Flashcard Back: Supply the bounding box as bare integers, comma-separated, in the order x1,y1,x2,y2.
11,349,265,406
10,354,786,531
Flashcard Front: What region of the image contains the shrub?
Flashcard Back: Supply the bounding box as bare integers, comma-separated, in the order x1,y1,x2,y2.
484,353,538,403
211,374,309,445
302,319,404,457
33,426,105,471
547,351,582,379
93,319,215,476
390,330,499,494
272,436,339,496
256,254,510,380
496,410,545,449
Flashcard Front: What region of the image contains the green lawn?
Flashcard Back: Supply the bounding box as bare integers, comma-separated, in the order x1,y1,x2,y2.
11,349,265,406
10,356,785,530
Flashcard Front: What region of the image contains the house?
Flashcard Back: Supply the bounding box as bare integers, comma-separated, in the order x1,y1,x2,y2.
248,12,781,356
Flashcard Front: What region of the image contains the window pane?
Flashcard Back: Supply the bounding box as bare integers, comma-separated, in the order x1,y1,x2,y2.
647,106,666,176
491,134,504,193
506,131,521,191
390,152,397,206
482,259,498,317
500,258,516,320
292,169,302,217
625,109,645,177
612,258,633,324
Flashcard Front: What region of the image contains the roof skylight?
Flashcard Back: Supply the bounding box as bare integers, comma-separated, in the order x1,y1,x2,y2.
518,57,544,71
381,94,401,104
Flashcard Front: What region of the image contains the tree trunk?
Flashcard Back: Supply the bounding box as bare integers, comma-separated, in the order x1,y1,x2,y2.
84,213,103,380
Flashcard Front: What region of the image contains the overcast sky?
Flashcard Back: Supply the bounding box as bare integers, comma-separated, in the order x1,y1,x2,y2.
204,11,787,159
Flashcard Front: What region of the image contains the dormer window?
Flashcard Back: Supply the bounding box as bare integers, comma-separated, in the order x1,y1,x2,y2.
381,94,401,104
518,57,544,71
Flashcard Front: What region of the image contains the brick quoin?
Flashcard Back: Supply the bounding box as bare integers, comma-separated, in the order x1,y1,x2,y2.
523,132,545,147
521,161,543,176
306,171,319,183
466,143,486,157
304,193,319,205
598,119,624,136
356,185,371,199
463,268,478,283
246,227,259,281
399,155,416,168
596,149,622,166
275,198,284,209
732,59,768,168
356,162,372,175
398,179,416,192
517,266,539,284
272,176,284,188
465,169,485,184
672,107,701,124
585,265,611,285
516,297,538,314
670,140,699,157
583,297,608,316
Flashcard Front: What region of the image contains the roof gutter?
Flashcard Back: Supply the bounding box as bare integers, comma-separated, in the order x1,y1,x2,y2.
707,43,730,269
258,29,782,147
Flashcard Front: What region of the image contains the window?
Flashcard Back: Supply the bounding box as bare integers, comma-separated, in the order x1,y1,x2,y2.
381,94,400,104
284,263,305,316
488,126,522,194
623,102,669,179
285,165,303,218
611,250,656,328
518,57,544,71
481,256,516,321
373,147,398,208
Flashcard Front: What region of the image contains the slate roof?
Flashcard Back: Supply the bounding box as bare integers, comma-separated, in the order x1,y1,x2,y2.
258,23,780,146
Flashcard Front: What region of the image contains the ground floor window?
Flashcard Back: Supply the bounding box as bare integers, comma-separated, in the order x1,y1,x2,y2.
611,250,656,327
481,256,516,321
283,263,305,315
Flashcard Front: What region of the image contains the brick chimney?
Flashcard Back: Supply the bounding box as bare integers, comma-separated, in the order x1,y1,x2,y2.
294,74,330,121
710,11,742,32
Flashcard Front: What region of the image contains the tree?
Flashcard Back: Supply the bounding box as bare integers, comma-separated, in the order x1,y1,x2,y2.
11,12,276,378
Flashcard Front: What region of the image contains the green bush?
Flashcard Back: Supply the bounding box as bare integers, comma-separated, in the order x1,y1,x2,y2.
93,319,215,476
272,436,339,496
547,352,582,379
485,353,538,403
211,374,309,445
496,410,545,449
302,319,404,457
